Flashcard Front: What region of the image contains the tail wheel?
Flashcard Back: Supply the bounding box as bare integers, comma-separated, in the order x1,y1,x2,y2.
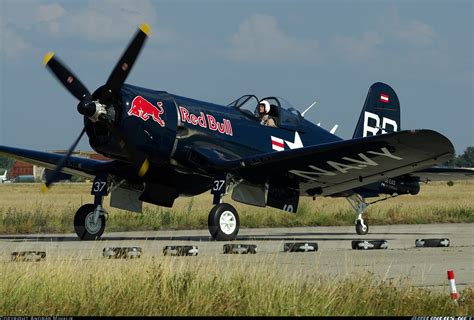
74,203,106,240
355,220,369,235
208,203,240,241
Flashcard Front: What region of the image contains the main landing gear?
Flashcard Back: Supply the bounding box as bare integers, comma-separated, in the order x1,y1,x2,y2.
208,175,240,241
74,174,109,240
74,204,107,240
208,203,240,241
346,194,369,235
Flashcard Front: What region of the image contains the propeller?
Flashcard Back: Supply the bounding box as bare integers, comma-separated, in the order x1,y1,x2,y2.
100,23,150,104
42,23,151,191
41,127,86,192
43,52,92,101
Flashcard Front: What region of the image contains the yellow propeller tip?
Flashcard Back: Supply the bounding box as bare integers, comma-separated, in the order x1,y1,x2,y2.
40,183,49,193
43,51,55,65
139,23,151,36
138,159,150,177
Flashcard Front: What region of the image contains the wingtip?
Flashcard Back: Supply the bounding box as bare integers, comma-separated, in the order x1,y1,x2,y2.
139,23,151,36
43,51,55,66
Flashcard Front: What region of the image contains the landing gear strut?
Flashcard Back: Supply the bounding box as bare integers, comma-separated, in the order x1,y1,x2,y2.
74,174,109,240
346,194,369,235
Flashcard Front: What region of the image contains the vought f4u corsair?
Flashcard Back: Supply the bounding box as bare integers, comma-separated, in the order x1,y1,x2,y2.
1,24,472,240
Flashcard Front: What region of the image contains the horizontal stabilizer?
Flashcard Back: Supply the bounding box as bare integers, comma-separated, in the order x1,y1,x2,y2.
412,166,474,181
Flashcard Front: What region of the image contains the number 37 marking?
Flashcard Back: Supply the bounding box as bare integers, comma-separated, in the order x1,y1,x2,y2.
91,174,108,196
93,181,107,193
213,180,225,192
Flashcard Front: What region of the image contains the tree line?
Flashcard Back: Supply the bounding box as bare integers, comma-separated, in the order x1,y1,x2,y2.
0,156,14,170
444,146,474,167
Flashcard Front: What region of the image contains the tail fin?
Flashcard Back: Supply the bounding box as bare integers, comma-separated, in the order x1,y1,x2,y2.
352,82,400,138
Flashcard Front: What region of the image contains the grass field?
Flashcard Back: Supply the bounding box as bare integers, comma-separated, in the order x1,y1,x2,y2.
0,257,472,316
0,181,473,234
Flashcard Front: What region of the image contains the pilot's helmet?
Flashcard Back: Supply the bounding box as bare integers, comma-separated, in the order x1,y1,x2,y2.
259,100,271,114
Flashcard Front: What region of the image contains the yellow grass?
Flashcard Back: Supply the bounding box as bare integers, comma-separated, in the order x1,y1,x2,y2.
0,181,473,234
0,257,472,316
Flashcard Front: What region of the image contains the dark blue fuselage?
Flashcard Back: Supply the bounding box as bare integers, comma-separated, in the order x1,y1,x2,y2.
86,84,342,196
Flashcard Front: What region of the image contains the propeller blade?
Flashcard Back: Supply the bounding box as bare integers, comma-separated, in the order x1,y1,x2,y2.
42,127,87,191
43,52,92,102
100,23,151,104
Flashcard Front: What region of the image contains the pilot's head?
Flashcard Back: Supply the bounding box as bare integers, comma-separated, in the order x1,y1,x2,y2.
259,100,270,115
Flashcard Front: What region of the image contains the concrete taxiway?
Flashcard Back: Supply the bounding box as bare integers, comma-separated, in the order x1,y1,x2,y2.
1,223,472,290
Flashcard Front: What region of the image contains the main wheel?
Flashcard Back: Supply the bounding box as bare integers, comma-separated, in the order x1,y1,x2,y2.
74,204,106,240
208,203,240,241
355,220,369,235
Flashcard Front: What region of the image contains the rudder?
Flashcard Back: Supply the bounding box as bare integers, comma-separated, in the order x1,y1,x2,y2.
353,82,400,138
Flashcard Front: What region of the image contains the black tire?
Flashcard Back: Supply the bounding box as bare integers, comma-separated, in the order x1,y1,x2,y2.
208,203,240,241
355,220,369,235
284,242,318,252
352,240,388,250
74,204,106,240
222,244,257,254
415,238,450,248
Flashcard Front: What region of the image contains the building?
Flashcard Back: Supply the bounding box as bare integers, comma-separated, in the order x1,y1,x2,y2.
7,161,34,180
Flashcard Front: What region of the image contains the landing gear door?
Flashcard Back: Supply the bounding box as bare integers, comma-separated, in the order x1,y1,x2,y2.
91,174,108,197
266,177,299,213
211,174,227,205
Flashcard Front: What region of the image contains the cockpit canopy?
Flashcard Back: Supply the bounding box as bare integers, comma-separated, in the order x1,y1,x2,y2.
227,95,302,130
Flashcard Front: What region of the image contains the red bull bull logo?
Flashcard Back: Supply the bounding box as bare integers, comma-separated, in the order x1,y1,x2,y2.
128,96,165,127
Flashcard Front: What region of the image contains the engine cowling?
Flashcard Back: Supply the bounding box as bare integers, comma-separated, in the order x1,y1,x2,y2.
85,84,178,163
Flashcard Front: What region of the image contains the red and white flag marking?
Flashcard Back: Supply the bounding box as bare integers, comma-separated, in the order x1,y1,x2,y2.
271,132,304,152
380,93,389,103
271,136,285,151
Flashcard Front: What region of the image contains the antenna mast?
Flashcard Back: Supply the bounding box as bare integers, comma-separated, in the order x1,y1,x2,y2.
301,101,317,117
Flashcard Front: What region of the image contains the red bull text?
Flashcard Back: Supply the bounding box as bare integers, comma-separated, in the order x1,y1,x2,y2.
179,106,233,136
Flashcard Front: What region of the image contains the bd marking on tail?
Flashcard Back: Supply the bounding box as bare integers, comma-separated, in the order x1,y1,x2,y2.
290,147,403,180
363,111,398,137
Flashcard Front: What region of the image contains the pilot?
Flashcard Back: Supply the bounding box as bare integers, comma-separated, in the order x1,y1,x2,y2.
258,100,277,128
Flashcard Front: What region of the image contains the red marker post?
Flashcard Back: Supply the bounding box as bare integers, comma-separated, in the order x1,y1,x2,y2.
447,270,458,302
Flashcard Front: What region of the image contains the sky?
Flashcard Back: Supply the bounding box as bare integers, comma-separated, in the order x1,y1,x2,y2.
0,0,472,155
